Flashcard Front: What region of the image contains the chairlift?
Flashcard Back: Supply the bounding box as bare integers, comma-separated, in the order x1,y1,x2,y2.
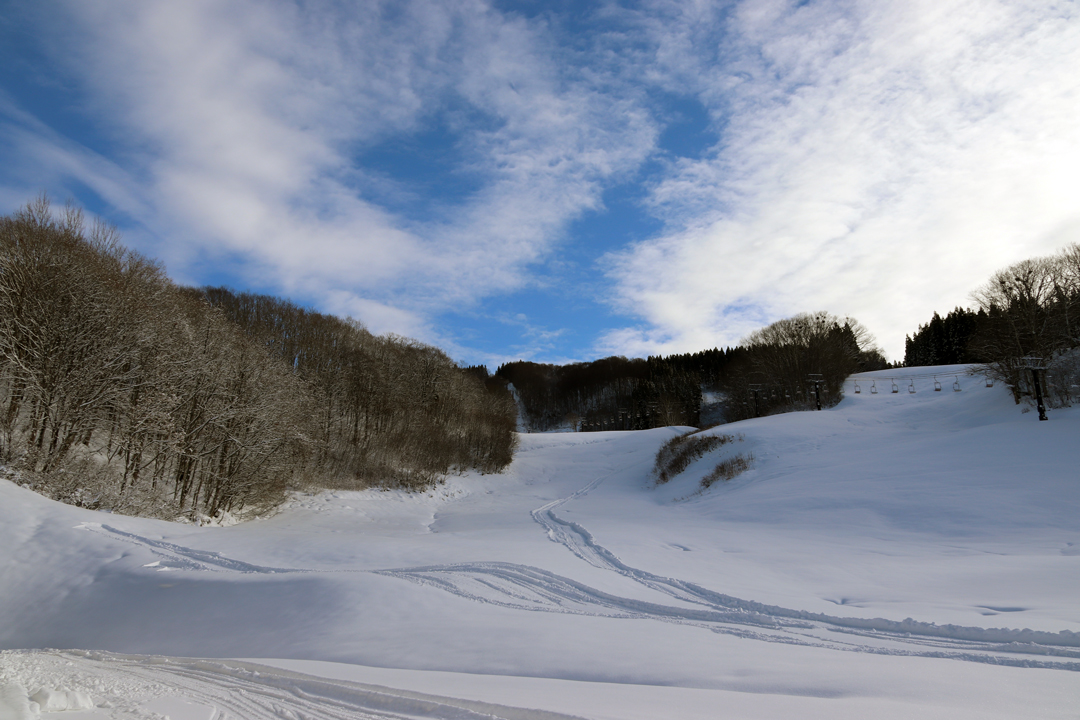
933,377,942,392
891,379,899,394
985,375,994,387
908,379,916,394
870,380,878,394
953,376,961,392
854,381,861,394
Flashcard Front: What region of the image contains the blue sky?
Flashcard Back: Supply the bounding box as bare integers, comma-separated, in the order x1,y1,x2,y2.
2,0,1079,367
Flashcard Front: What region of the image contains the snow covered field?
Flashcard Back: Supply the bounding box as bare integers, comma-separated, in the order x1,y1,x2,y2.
2,364,1078,719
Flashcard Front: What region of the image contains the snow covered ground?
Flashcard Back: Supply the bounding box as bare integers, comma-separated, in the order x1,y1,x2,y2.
2,364,1078,719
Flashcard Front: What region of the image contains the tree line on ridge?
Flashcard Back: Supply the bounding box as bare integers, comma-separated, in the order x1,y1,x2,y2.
497,312,889,431
905,244,1080,407
10,197,1072,519
0,198,516,519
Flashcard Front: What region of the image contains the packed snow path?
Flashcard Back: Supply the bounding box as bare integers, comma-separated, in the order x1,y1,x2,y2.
0,649,589,720
2,365,1079,719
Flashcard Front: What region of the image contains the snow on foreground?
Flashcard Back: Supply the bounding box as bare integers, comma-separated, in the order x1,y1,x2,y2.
1,364,1078,719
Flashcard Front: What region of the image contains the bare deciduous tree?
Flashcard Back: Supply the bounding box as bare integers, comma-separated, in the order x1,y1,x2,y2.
2,198,516,519
970,244,1080,406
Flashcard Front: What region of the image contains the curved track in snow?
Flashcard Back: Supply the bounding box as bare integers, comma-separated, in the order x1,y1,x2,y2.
0,649,589,720
77,523,299,574
77,472,1080,671
380,470,1080,671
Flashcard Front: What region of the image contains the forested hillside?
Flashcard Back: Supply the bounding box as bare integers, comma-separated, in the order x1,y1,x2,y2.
495,355,707,431
903,307,987,366
720,312,888,421
15,194,1076,523
904,244,1080,408
193,287,516,485
0,198,516,519
499,312,888,431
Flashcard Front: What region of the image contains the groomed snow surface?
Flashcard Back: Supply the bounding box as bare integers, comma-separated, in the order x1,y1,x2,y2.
1,364,1078,719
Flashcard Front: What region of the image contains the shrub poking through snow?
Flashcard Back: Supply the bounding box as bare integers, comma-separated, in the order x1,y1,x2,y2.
653,433,734,484
700,453,753,490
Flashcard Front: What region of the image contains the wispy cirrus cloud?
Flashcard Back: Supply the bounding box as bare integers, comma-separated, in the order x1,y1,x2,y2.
2,0,1078,363
4,0,656,341
601,0,1080,359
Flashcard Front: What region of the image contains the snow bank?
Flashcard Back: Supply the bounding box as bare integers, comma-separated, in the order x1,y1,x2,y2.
0,684,37,720
28,687,93,713
0,681,94,719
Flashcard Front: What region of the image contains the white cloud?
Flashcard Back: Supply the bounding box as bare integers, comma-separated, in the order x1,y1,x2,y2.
7,0,1079,363
11,0,655,345
603,0,1080,360
0,91,156,224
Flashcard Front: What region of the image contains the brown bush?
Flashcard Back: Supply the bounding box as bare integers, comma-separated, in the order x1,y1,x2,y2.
653,432,735,484
700,453,753,489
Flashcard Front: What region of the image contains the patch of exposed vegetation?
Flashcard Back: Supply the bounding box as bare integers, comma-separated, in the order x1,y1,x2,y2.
700,453,753,490
653,432,735,485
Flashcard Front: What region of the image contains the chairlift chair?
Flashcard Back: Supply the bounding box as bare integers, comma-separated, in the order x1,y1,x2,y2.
854,381,861,394
908,379,916,393
985,375,994,387
891,379,899,394
953,376,961,392
933,377,942,392
870,380,878,394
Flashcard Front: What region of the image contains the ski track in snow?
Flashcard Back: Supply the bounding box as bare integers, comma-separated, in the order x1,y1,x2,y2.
381,468,1080,672
77,524,299,574
78,471,1080,672
0,649,590,720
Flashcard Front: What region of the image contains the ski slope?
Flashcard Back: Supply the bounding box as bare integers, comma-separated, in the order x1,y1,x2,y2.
2,364,1078,719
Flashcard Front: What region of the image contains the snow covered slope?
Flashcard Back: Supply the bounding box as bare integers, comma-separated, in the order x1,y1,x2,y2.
1,364,1078,719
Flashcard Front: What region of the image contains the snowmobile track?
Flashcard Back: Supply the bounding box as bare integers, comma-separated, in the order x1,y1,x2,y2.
385,468,1080,671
